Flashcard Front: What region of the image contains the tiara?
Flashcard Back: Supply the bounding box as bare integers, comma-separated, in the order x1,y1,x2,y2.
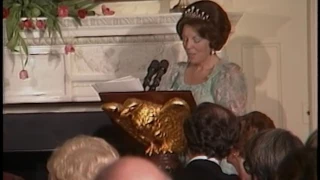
183,6,210,21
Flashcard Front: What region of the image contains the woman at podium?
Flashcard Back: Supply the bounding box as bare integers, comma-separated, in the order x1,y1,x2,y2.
168,0,247,117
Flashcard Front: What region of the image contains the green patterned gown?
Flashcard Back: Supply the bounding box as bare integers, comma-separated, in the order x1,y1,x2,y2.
168,59,247,116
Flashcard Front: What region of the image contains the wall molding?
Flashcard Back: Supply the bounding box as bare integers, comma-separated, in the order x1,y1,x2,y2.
308,0,317,131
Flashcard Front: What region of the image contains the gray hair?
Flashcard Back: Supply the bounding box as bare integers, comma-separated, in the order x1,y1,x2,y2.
305,129,318,148
244,128,304,180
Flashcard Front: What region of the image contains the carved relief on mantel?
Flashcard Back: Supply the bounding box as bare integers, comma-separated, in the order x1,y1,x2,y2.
70,40,186,102
3,48,70,104
3,12,242,41
3,13,243,110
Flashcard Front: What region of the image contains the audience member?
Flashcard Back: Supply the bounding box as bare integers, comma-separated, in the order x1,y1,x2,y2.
305,129,317,148
174,102,240,180
47,135,119,180
3,172,24,180
226,111,275,180
276,147,317,180
243,128,304,180
95,156,171,180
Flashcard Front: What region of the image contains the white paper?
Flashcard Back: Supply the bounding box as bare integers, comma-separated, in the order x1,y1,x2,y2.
107,76,135,82
92,76,144,93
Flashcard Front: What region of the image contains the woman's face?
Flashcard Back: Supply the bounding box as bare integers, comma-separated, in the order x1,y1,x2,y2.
181,24,211,65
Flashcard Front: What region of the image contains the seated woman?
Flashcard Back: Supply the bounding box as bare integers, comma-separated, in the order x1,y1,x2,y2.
174,102,240,180
47,135,119,180
243,129,304,180
166,0,247,116
225,111,275,180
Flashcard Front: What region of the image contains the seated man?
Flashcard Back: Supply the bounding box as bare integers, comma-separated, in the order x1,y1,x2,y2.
174,102,240,180
305,129,317,148
276,147,317,180
244,128,304,180
47,135,119,180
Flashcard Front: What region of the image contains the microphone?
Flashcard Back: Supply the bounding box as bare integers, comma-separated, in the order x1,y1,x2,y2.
149,59,169,91
143,60,160,91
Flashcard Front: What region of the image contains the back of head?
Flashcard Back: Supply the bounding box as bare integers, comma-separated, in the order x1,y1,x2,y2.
95,156,171,180
305,129,318,148
184,102,240,159
3,172,24,180
236,111,275,157
176,0,231,51
239,111,275,131
244,128,304,180
276,147,317,180
47,135,119,180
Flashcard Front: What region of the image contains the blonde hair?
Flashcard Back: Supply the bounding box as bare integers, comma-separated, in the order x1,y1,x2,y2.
47,135,119,180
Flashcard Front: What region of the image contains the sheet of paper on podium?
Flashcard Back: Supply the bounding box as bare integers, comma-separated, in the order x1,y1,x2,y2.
92,76,144,93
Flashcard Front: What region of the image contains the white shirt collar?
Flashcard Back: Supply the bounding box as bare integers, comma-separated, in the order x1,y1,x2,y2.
187,155,220,166
208,157,220,165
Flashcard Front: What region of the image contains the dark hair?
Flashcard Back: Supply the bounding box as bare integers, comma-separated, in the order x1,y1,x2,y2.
305,129,317,148
176,0,231,51
276,147,317,180
244,128,304,180
184,102,240,159
235,111,276,157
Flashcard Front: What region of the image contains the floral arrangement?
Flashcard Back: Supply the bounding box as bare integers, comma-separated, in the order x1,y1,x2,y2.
3,0,115,79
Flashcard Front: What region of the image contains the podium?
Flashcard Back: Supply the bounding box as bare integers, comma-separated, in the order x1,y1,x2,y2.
99,91,196,107
98,90,196,173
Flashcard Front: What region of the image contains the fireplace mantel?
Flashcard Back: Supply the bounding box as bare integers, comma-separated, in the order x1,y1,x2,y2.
3,12,243,113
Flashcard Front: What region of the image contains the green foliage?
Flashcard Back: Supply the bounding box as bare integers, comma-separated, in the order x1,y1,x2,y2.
3,0,100,67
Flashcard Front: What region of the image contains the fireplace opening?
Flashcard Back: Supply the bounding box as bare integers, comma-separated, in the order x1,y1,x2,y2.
3,111,145,180
3,151,52,180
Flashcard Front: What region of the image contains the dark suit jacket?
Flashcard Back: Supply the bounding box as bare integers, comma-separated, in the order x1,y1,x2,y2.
173,159,240,180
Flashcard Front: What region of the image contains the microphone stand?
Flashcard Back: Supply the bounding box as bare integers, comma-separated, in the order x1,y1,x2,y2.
143,60,160,91
145,77,157,91
149,59,169,91
149,75,160,91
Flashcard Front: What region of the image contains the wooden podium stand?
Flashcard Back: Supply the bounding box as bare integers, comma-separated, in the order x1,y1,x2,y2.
99,90,196,174
99,90,196,107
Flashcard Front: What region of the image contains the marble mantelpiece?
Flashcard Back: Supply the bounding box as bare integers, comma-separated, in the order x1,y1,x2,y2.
3,13,243,113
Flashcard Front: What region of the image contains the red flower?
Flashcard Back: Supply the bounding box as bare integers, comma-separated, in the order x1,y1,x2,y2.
19,70,29,80
36,20,46,30
23,19,35,30
102,5,115,15
58,6,69,17
65,44,75,54
102,5,110,12
3,8,9,19
77,9,88,19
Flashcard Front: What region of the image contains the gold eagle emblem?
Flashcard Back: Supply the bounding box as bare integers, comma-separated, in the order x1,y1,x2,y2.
102,97,191,156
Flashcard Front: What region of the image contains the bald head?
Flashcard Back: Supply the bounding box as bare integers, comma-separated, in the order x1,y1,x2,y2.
96,156,171,180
